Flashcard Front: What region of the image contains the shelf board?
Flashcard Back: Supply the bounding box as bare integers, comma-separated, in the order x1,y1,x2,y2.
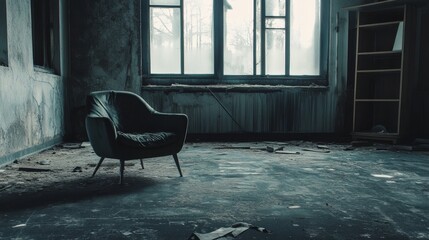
359,21,402,28
358,50,402,55
353,132,400,141
355,99,400,102
357,69,401,73
353,131,399,136
352,131,400,141
344,0,428,11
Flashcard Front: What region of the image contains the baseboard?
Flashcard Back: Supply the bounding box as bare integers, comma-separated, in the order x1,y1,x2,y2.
0,136,63,167
186,133,352,143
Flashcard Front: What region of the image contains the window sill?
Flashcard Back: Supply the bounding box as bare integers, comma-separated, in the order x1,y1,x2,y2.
141,83,329,93
34,65,59,76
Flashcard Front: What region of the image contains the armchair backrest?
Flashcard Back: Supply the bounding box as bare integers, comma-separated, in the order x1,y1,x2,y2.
86,90,154,132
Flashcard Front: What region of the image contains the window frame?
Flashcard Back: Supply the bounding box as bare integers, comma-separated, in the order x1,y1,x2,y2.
31,0,60,74
0,0,8,67
142,0,330,86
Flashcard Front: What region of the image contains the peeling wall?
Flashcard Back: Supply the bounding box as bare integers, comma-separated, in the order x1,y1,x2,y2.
68,0,141,140
0,0,66,164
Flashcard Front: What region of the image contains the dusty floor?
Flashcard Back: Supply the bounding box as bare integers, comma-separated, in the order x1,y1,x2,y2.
0,141,428,239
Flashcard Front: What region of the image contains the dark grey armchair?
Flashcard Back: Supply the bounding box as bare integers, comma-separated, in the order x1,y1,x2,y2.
85,90,188,184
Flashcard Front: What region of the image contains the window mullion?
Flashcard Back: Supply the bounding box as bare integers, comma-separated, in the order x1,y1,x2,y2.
214,0,223,81
261,0,266,75
253,0,256,75
180,0,184,74
285,0,290,75
142,0,150,78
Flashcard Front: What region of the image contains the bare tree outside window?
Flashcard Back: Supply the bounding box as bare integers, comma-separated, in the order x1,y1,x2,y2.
150,8,181,74
290,0,321,75
147,0,323,79
184,0,213,74
224,0,254,75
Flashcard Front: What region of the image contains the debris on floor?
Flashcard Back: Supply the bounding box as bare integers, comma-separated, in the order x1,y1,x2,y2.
0,185,12,192
81,142,92,147
72,166,82,172
317,145,329,149
189,222,269,240
37,160,51,165
12,224,27,228
275,150,300,155
18,167,51,172
215,145,251,150
302,148,330,153
266,146,275,153
61,143,83,149
343,146,355,151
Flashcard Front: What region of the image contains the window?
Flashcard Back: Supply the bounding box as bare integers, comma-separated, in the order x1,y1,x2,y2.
143,0,328,84
149,0,214,74
0,0,7,66
31,0,60,73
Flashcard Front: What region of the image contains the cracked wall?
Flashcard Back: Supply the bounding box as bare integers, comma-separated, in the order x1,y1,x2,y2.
0,0,67,165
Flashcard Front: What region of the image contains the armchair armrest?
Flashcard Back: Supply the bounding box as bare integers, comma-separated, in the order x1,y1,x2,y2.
85,116,117,157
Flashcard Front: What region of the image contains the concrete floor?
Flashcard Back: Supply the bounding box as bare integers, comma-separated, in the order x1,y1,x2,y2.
0,142,428,239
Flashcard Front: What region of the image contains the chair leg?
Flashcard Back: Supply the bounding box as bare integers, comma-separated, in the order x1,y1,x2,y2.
173,154,183,177
91,157,105,177
119,159,125,185
140,159,144,169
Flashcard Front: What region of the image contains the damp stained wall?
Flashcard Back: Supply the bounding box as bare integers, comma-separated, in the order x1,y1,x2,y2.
0,0,67,165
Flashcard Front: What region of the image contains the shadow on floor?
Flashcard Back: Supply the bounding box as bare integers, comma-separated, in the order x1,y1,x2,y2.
0,175,160,212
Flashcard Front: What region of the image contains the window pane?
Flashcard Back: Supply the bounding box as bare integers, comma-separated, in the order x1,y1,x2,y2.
184,0,213,74
266,18,285,29
290,0,320,75
150,0,180,6
266,30,285,75
266,0,285,16
224,0,254,75
150,8,181,74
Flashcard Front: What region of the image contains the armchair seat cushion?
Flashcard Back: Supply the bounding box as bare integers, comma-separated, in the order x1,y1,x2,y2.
117,131,177,149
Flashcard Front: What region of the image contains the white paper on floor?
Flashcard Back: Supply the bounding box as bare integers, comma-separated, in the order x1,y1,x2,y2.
190,222,269,240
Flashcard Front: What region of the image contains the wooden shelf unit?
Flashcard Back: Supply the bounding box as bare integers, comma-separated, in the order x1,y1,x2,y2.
349,2,416,143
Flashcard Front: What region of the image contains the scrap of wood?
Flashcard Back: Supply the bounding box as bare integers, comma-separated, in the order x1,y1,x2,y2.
62,143,83,149
0,185,12,192
317,145,329,149
18,167,52,172
214,146,251,149
275,150,300,155
302,148,330,153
